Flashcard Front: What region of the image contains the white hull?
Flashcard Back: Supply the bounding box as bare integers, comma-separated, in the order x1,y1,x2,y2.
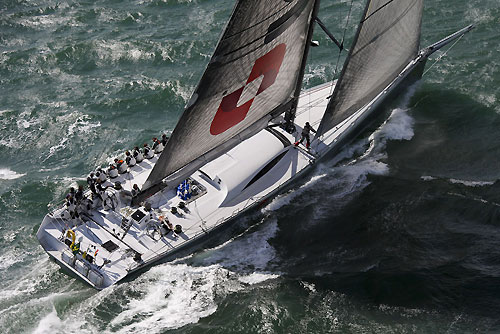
37,52,428,289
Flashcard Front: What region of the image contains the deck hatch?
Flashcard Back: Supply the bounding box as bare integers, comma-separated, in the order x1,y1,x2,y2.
102,240,119,252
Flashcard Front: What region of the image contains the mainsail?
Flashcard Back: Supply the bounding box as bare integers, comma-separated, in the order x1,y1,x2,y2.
316,0,424,136
144,0,318,189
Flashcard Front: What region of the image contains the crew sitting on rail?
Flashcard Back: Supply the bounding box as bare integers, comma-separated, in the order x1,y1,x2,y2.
87,172,97,194
143,143,154,159
133,146,144,163
161,134,168,146
75,185,84,203
108,163,119,179
152,137,164,154
96,168,107,183
65,195,79,220
66,187,76,201
114,158,127,174
125,151,136,167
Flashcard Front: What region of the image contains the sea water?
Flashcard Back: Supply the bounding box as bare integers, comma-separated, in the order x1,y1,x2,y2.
1,0,499,332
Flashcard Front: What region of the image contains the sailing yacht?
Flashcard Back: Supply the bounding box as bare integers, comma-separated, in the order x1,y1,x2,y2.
37,0,473,289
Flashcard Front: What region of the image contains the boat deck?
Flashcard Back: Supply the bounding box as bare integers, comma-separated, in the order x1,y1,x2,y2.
38,81,336,288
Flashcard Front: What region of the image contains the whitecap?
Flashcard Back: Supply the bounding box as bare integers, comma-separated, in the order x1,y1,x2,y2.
238,272,279,285
32,307,63,334
421,175,494,187
449,178,494,187
0,168,25,180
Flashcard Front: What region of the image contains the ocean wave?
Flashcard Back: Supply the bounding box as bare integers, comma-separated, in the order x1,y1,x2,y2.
32,307,63,334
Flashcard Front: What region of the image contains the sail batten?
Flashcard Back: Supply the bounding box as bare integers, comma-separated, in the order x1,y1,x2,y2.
316,0,424,137
144,0,317,190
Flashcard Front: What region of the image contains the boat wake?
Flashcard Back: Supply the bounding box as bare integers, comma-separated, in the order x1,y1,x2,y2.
28,218,280,333
26,98,419,334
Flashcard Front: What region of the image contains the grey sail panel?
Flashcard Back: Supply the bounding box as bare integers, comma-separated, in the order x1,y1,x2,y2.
145,0,316,188
316,0,423,136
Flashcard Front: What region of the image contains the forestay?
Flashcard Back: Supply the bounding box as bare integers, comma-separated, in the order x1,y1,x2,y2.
144,0,317,189
316,0,423,136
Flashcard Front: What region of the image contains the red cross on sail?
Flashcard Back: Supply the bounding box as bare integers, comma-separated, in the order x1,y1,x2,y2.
210,43,287,135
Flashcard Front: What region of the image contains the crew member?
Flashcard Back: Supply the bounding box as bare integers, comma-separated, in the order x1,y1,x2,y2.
143,143,154,159
152,137,164,154
125,151,136,167
115,158,127,174
75,185,84,203
87,173,97,194
108,164,118,178
131,184,140,197
161,134,168,146
294,122,316,149
133,146,144,163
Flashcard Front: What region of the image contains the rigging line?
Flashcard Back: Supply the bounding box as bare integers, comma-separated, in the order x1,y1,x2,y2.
193,199,206,230
331,0,355,95
423,34,465,77
360,0,396,23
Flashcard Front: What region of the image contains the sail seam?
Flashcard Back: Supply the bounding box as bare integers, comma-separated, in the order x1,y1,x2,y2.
219,0,309,61
360,0,396,23
222,1,293,40
351,0,420,59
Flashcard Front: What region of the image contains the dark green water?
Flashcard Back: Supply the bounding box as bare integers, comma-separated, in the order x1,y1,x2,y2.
1,0,499,333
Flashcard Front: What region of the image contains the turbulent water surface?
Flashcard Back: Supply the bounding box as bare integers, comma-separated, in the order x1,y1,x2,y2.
1,0,499,333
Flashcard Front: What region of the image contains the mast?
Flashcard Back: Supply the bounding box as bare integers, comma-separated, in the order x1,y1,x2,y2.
138,0,318,199
284,0,321,133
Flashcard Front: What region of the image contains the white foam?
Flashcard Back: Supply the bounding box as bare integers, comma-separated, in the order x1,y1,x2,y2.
449,178,494,187
95,40,155,62
263,173,327,212
466,5,495,25
109,264,223,333
300,281,317,293
303,64,328,85
0,249,27,270
0,168,25,180
238,272,279,285
0,257,58,303
18,15,77,29
421,175,494,187
265,92,417,220
97,219,280,332
32,308,63,334
47,113,101,157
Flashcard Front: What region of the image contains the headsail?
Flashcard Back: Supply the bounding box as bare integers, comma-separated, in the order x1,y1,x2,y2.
316,0,424,137
144,0,317,189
